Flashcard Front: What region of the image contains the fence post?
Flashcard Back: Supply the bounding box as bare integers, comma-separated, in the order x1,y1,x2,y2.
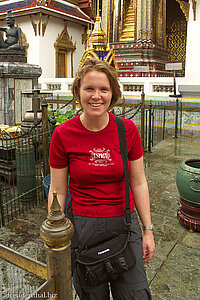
72,97,76,110
33,89,39,124
180,100,182,134
162,106,166,140
0,188,5,226
41,97,49,177
175,97,179,138
140,92,145,150
122,97,125,118
148,101,152,152
40,192,74,300
57,94,59,110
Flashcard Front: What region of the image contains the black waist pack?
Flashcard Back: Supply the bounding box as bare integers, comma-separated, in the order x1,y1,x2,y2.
74,232,136,286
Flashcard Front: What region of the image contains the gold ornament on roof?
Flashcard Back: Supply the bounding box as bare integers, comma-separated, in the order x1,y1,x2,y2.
176,0,190,21
79,0,117,70
120,0,137,41
90,1,107,51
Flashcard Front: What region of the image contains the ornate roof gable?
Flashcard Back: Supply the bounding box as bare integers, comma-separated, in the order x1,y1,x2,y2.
0,0,91,23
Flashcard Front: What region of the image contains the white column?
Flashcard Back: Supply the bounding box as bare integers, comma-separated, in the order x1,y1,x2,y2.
183,0,200,84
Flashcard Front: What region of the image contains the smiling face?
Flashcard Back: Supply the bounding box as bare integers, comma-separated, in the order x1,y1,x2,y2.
79,70,112,119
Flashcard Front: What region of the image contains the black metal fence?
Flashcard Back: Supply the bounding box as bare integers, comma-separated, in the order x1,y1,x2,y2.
1,93,199,226
114,96,200,152
0,121,54,226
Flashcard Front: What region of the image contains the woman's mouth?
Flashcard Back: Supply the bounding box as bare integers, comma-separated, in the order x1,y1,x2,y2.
90,103,103,107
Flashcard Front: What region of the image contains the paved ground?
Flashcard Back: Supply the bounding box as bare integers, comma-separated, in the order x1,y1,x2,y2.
0,135,200,300
144,136,200,300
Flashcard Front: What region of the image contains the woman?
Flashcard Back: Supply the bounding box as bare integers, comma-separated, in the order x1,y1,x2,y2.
48,58,155,300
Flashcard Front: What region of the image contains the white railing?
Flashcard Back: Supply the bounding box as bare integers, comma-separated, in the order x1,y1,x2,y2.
38,77,200,103
39,77,177,98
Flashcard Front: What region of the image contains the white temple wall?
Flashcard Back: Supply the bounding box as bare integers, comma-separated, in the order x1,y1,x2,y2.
38,16,64,78
15,15,40,66
180,0,200,85
0,14,86,79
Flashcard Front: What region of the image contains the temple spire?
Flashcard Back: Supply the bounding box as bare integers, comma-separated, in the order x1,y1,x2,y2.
120,0,137,41
90,0,107,51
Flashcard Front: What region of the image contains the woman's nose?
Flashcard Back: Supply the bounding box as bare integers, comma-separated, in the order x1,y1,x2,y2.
92,89,101,99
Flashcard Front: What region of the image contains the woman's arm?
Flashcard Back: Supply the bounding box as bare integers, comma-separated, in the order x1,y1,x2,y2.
48,166,68,213
129,156,155,263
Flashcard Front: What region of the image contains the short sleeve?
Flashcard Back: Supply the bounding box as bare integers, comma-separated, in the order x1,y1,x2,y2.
123,119,143,161
49,126,68,168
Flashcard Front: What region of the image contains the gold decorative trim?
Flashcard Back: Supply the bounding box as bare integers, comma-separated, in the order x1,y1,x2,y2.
54,25,76,78
38,12,42,36
79,50,99,67
29,15,37,36
176,0,190,21
36,0,48,6
21,30,29,56
42,15,51,36
29,13,51,36
192,0,196,20
15,23,29,55
105,49,118,70
54,25,76,51
82,27,88,49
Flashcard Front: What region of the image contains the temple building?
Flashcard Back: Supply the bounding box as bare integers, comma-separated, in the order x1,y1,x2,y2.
100,0,191,78
0,0,199,89
0,0,93,78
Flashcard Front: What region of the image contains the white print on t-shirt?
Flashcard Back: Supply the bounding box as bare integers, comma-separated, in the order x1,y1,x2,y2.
89,148,114,167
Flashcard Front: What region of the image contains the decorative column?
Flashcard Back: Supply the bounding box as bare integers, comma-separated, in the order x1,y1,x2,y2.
113,0,121,42
136,0,153,41
40,192,74,299
101,0,109,37
136,0,142,41
141,0,147,40
146,0,153,41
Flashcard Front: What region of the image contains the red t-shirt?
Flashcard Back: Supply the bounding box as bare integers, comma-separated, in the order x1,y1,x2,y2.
49,112,143,217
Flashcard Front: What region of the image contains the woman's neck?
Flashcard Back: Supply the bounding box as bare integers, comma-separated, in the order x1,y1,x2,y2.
80,113,109,132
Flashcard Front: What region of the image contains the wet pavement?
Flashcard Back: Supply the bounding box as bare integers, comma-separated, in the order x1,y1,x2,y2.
0,135,200,300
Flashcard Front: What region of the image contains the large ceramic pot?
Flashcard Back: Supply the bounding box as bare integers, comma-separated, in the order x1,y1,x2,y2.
176,159,200,232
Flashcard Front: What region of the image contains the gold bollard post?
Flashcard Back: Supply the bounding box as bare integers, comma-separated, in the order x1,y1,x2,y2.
40,192,74,299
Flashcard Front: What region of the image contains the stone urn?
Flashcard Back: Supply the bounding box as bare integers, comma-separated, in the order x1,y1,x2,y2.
176,159,200,232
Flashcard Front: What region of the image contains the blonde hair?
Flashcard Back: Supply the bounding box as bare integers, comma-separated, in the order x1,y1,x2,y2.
71,58,121,110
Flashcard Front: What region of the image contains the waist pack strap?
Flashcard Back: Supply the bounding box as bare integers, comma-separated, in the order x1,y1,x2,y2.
104,260,118,280
115,116,131,226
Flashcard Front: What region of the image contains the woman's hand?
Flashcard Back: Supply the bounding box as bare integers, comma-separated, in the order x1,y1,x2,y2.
142,230,155,263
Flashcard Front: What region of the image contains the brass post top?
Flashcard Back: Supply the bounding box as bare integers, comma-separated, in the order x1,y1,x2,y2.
40,191,74,250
